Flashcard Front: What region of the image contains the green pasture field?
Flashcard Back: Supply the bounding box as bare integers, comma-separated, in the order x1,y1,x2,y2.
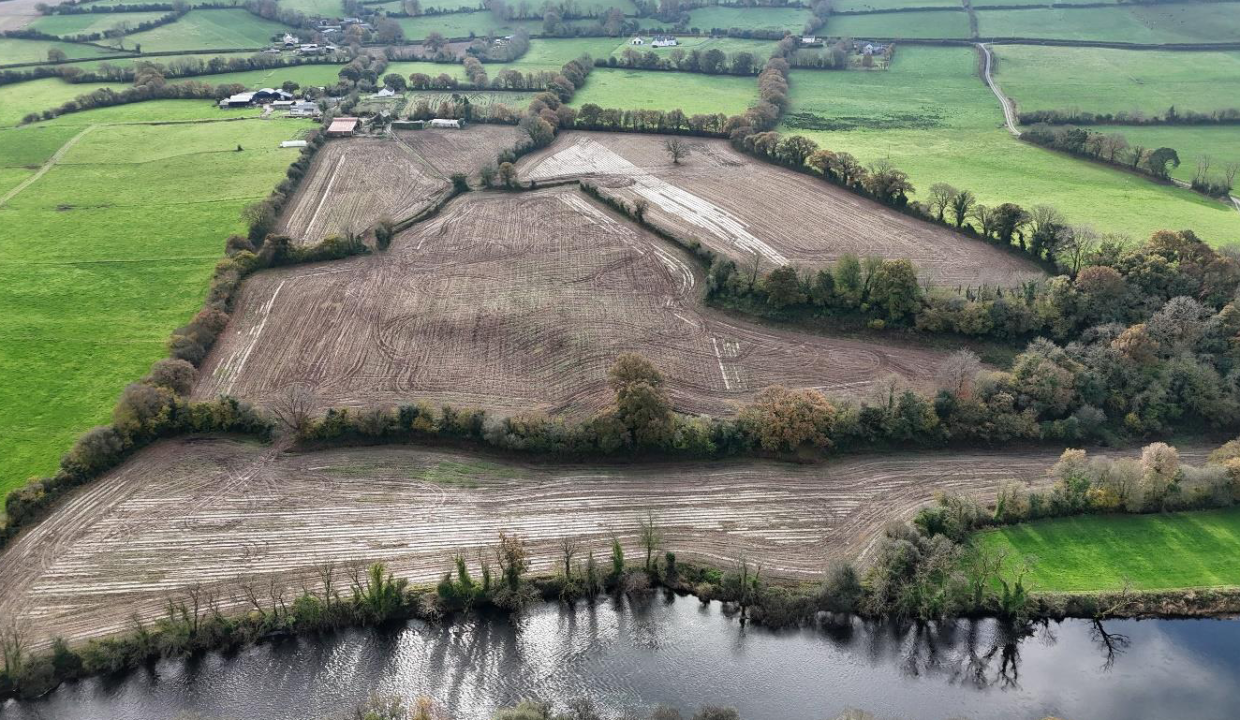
30,11,168,39
994,46,1240,119
825,10,972,39
0,38,126,66
508,37,777,73
569,67,756,115
973,0,1112,5
272,0,346,15
109,10,296,52
831,0,959,11
0,107,311,504
686,6,811,32
1111,125,1240,187
779,46,1240,246
978,508,1240,593
0,77,127,127
977,4,1240,44
387,60,470,81
397,14,542,41
182,62,349,89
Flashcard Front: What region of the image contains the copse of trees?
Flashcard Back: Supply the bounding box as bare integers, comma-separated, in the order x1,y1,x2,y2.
1022,124,1189,184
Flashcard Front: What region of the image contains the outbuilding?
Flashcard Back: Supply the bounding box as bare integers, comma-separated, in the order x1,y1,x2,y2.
429,118,463,129
327,117,360,136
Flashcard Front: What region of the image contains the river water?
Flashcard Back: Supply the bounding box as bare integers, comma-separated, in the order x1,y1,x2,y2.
4,593,1238,720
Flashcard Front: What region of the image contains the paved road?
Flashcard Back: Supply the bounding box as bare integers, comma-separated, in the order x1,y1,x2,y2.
977,43,1020,138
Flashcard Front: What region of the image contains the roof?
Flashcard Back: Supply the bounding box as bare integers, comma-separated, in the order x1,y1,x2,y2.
327,117,359,133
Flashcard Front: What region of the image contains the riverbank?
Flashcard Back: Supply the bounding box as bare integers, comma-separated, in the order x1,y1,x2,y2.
5,594,1240,720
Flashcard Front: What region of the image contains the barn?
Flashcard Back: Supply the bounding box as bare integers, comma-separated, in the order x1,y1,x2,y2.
326,117,360,137
429,118,463,129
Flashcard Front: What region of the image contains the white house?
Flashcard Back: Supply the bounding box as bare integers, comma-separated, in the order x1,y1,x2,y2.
630,36,644,45
375,87,396,98
651,36,677,48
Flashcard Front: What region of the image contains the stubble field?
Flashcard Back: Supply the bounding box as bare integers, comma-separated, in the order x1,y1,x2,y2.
197,183,951,417
0,435,1154,646
517,131,1044,285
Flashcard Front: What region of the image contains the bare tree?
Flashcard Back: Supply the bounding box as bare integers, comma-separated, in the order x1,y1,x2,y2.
638,512,662,571
0,621,26,676
1061,225,1099,276
271,383,317,433
1226,161,1239,192
663,137,691,165
928,182,957,222
1195,154,1212,185
560,536,579,578
935,349,982,397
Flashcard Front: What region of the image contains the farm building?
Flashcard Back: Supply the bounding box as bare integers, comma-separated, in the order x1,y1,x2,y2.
288,101,321,118
218,89,289,108
280,140,308,148
651,36,678,47
374,88,397,98
630,36,644,45
219,92,255,108
429,118,464,129
392,119,425,130
327,117,360,136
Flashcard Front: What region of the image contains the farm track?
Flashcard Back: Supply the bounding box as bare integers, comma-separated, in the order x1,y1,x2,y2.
516,132,1044,286
0,437,1209,647
197,185,955,418
0,124,95,207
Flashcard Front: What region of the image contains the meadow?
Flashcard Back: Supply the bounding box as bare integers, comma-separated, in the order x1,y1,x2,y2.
270,0,349,15
686,6,811,33
107,9,296,52
976,4,1240,44
825,10,972,40
509,36,778,73
0,77,127,127
569,68,756,115
779,46,1240,245
0,37,127,66
978,508,1240,593
30,11,168,39
1113,125,1240,187
0,106,311,501
831,0,959,10
396,13,542,41
995,46,1240,119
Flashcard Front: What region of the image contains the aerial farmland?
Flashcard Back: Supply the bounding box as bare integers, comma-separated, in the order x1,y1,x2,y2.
1,1,1240,717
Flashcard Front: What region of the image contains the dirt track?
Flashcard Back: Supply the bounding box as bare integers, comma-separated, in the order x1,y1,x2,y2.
516,132,1044,286
197,187,953,418
4,436,1204,646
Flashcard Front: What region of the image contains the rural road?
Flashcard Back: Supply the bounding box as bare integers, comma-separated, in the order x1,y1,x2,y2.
978,43,1020,137
0,124,95,207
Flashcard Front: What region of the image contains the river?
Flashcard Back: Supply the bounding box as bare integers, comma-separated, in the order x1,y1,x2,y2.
3,593,1238,720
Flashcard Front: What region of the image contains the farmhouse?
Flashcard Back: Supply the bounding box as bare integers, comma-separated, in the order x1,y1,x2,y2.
429,118,464,129
374,87,397,98
326,117,360,136
630,36,644,45
651,36,678,48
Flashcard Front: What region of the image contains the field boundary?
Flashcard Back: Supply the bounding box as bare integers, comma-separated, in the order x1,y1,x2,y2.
0,123,94,206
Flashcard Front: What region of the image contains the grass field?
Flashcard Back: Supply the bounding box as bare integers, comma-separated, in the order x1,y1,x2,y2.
977,4,1240,44
387,60,470,82
0,106,311,503
687,6,811,32
0,37,126,66
995,46,1240,118
1111,125,1240,187
397,13,542,41
978,508,1240,593
0,77,128,127
831,0,959,10
109,9,295,52
779,46,1240,246
30,50,273,73
826,10,972,39
271,0,345,15
569,68,756,115
30,11,167,39
509,37,778,73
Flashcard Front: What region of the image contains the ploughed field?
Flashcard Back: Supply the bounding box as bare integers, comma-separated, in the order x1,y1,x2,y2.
279,126,525,243
516,132,1044,286
197,185,950,416
3,436,1190,646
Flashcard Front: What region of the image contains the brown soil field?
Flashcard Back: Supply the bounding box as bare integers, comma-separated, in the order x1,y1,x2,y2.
197,187,953,418
515,132,1044,286
278,126,524,244
278,137,448,244
3,437,1206,646
394,123,526,180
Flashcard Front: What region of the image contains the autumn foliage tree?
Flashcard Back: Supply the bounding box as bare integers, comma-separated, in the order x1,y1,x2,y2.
739,386,836,452
608,353,674,448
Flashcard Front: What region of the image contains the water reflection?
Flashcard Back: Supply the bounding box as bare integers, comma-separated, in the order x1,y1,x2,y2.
4,594,1238,720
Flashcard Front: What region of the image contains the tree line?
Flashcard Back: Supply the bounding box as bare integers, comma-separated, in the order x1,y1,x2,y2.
1020,106,1240,127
